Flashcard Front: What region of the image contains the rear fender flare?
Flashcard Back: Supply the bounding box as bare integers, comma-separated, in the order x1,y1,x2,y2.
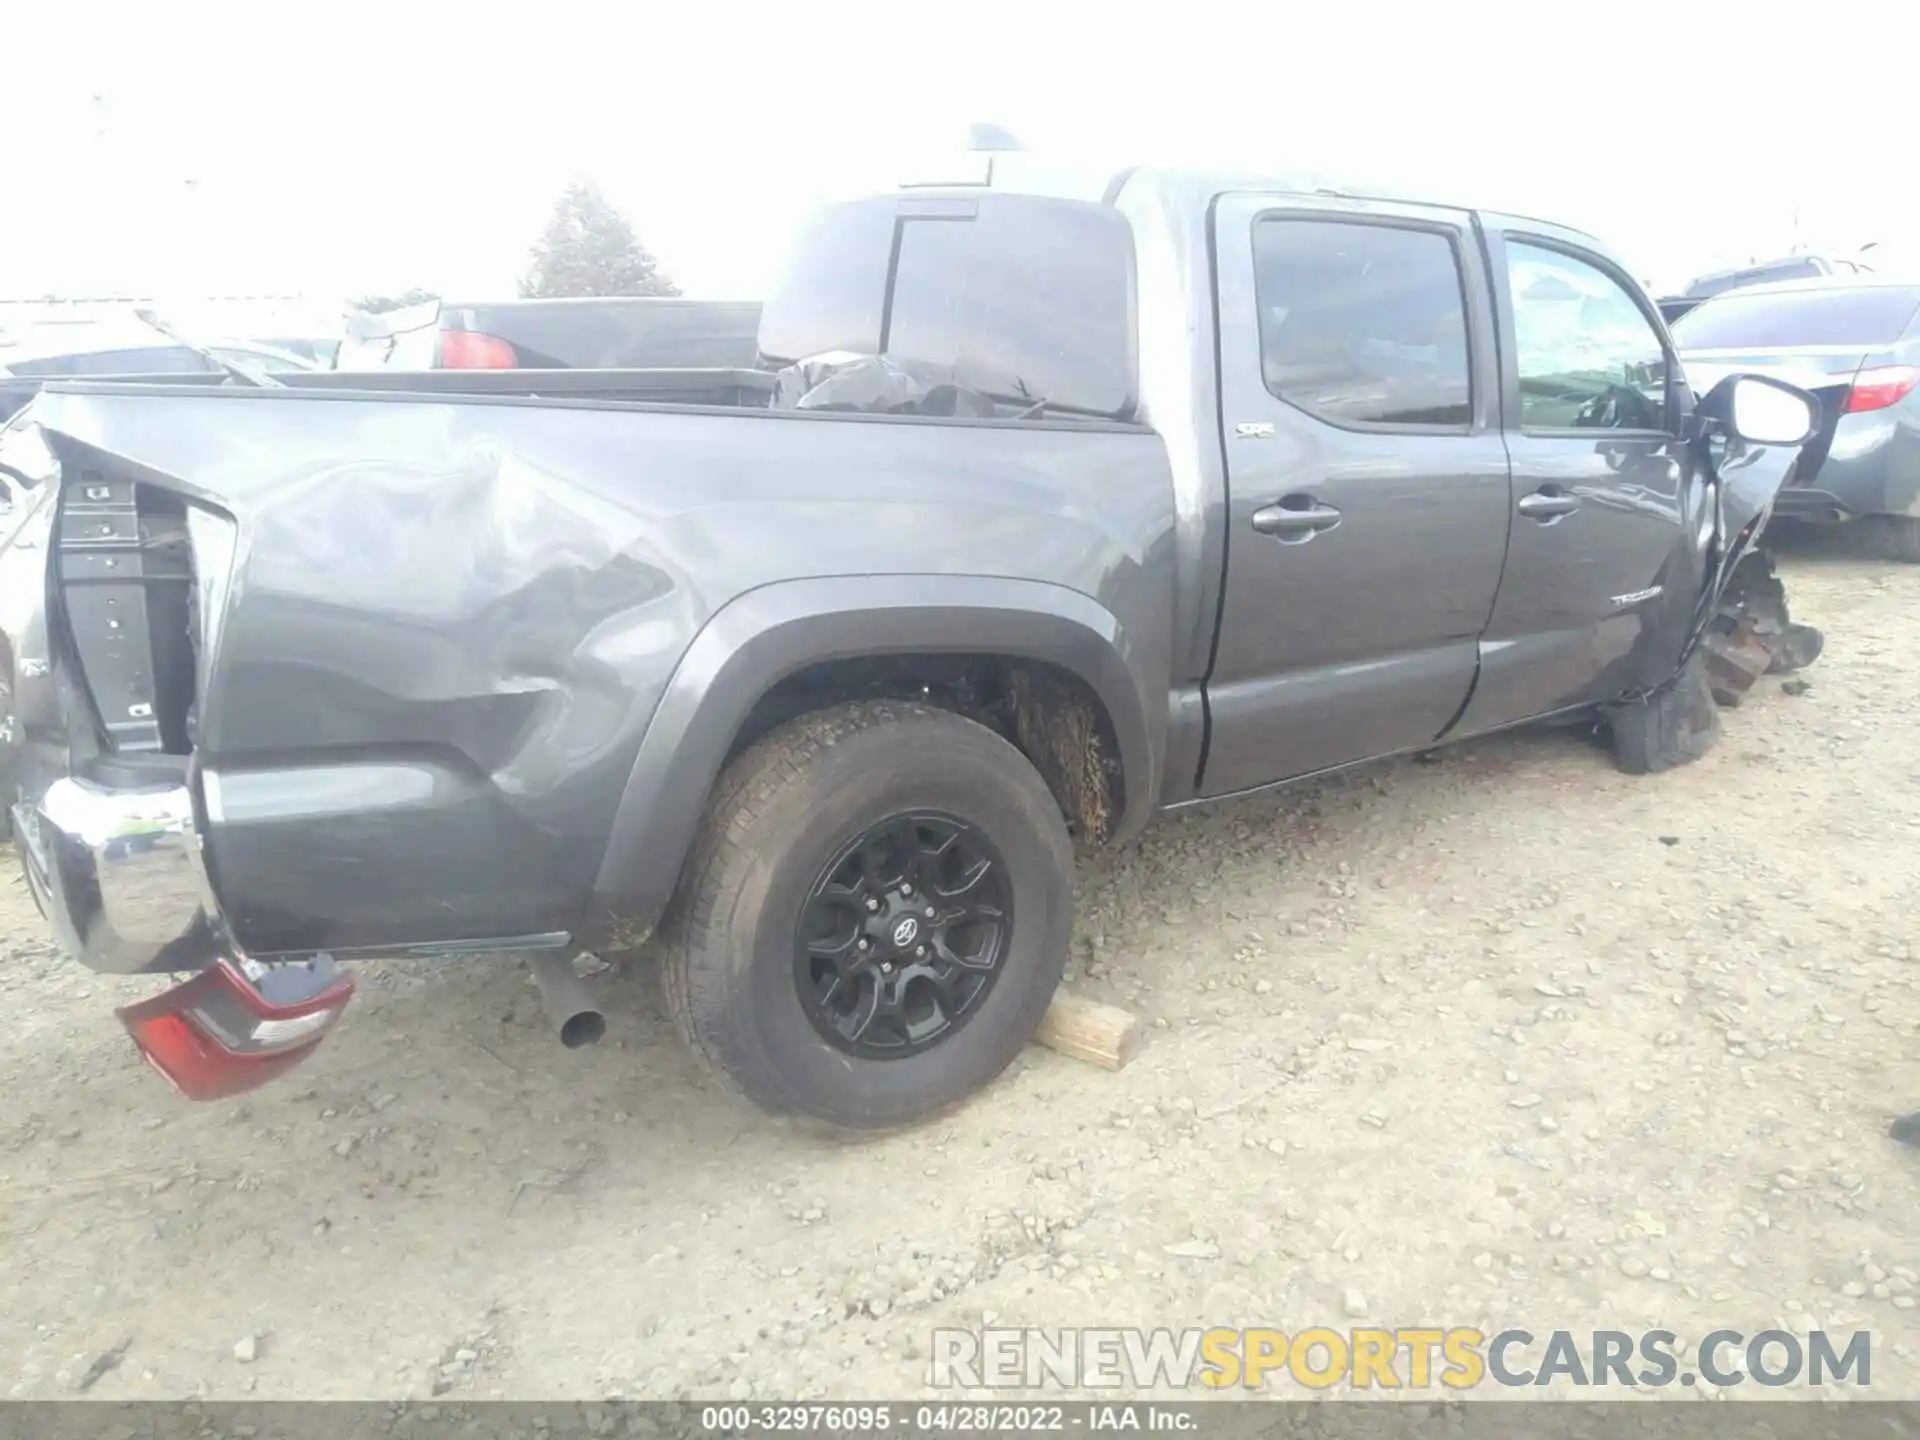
586,575,1156,942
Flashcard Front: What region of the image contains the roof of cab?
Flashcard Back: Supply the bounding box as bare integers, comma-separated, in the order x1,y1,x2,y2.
902,158,1605,250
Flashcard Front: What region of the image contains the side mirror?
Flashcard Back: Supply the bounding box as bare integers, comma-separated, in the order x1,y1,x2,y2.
1696,373,1819,447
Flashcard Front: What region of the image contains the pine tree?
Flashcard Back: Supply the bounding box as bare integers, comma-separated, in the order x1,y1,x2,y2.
520,180,680,299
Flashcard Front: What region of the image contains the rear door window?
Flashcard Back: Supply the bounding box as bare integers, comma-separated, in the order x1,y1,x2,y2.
1251,217,1473,429
1672,288,1920,349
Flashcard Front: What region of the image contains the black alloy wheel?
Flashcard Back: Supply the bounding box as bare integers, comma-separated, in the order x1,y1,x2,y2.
662,700,1074,1130
795,812,1013,1058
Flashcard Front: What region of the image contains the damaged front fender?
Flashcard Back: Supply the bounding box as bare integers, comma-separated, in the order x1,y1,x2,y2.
1673,376,1826,704
1685,435,1796,653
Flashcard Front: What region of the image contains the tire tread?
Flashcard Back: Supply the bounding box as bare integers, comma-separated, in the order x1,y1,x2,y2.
660,700,1071,1128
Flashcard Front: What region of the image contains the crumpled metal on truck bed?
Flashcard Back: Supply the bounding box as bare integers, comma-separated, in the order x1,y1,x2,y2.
770,351,998,418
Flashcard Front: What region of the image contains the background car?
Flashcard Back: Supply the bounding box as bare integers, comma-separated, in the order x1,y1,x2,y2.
0,317,323,423
0,316,321,378
334,296,763,371
1657,253,1877,325
1673,279,1920,558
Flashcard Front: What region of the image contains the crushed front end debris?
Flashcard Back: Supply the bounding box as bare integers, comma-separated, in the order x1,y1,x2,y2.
1702,552,1824,708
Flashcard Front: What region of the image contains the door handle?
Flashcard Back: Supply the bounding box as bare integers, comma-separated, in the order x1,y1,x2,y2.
1517,488,1581,521
1252,497,1342,540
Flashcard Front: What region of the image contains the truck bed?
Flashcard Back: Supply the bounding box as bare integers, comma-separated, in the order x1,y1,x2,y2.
7,379,1170,967
0,367,781,427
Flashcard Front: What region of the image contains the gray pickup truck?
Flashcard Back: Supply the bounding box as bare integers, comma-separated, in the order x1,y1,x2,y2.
0,166,1821,1129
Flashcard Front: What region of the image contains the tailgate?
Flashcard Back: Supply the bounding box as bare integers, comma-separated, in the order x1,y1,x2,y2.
0,405,225,974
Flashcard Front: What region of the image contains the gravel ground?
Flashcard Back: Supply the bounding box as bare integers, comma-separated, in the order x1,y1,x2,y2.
3,539,1918,1403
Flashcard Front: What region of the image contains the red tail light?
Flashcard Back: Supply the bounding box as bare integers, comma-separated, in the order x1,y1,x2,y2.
116,959,354,1100
1844,365,1920,413
438,330,518,369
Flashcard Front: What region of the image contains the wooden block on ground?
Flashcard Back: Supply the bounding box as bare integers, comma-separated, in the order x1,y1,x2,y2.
1033,990,1145,1071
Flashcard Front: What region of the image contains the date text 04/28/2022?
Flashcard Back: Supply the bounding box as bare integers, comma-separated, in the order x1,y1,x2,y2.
697,1405,1196,1432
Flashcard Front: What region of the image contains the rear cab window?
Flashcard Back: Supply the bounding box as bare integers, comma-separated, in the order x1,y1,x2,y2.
1672,287,1920,350
756,193,1138,422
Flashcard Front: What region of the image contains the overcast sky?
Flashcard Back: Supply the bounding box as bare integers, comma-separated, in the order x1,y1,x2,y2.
5,2,1915,312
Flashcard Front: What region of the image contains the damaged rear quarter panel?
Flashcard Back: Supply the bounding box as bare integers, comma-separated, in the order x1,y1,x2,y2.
30,388,1172,957
43,390,705,955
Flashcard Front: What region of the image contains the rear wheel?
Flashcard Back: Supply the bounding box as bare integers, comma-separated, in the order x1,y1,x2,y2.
661,700,1073,1130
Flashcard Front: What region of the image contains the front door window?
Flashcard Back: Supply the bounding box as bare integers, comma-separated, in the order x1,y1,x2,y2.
1508,243,1668,432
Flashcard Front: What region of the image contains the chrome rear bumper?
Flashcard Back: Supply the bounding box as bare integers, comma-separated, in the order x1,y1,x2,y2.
12,776,223,975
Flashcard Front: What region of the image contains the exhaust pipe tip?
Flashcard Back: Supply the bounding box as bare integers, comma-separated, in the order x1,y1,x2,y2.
528,952,606,1049
557,1009,606,1049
